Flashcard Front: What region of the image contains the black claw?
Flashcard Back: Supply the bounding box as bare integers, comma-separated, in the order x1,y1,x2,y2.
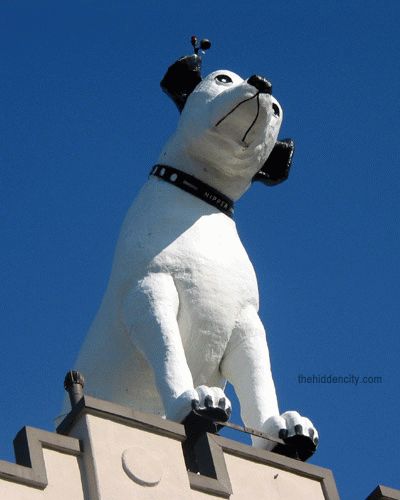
279,428,289,439
204,395,213,408
294,424,303,435
187,396,231,424
183,397,231,435
314,436,319,446
309,428,315,440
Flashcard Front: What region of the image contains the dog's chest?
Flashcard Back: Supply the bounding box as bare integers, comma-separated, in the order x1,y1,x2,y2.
151,212,259,310
120,178,259,310
148,212,259,365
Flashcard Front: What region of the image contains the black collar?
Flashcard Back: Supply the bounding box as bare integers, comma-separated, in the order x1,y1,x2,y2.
150,164,234,218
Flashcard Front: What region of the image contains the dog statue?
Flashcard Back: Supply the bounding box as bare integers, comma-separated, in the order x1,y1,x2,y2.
72,38,318,456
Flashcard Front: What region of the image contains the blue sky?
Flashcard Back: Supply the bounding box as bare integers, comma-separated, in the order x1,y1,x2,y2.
1,1,399,498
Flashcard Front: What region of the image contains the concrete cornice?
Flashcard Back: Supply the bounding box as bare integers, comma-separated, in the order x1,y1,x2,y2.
366,485,400,500
1,395,396,499
56,395,186,441
58,395,340,499
0,427,81,489
214,434,339,500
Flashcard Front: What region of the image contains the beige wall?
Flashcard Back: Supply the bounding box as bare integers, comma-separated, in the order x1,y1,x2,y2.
0,395,362,499
0,449,85,500
224,453,325,499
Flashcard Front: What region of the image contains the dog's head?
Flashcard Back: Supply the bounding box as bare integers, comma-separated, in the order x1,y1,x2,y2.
159,47,294,200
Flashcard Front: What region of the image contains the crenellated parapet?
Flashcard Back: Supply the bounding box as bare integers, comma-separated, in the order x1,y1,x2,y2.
0,380,397,499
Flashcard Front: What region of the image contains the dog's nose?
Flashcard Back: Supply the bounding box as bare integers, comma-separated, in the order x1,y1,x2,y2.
247,75,272,94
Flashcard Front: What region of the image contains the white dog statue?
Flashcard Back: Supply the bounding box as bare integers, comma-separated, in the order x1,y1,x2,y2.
72,39,318,456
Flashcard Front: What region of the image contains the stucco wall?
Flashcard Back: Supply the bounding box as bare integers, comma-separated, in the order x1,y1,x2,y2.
2,395,393,499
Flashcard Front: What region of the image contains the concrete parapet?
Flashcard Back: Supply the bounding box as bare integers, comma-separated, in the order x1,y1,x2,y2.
0,395,396,499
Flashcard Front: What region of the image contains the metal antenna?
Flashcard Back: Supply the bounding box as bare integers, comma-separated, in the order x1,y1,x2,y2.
190,35,211,56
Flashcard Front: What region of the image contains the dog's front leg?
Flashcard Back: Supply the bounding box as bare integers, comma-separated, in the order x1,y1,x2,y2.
221,306,318,457
123,272,231,422
123,272,198,421
221,305,279,447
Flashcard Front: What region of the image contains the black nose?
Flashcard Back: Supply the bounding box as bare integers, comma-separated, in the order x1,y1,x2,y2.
247,75,272,94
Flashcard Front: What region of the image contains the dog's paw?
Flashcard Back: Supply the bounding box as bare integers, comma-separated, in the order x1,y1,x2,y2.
262,411,319,461
164,386,231,423
181,386,232,436
191,385,232,422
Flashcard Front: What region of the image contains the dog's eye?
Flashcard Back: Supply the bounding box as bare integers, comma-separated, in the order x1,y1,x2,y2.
272,103,280,117
215,74,233,84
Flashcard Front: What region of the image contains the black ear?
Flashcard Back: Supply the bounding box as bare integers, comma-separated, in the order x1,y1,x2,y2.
160,54,202,112
253,138,295,186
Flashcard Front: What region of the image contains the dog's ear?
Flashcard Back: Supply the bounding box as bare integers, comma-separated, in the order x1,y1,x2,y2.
160,54,202,112
253,139,295,186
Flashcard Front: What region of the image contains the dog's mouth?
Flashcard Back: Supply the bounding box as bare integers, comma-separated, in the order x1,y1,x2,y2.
215,92,261,147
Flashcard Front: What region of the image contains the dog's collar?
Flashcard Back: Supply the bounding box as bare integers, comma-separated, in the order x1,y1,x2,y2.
150,164,234,218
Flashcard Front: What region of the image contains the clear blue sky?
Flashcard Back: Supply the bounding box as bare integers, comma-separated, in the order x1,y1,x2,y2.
1,1,399,498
